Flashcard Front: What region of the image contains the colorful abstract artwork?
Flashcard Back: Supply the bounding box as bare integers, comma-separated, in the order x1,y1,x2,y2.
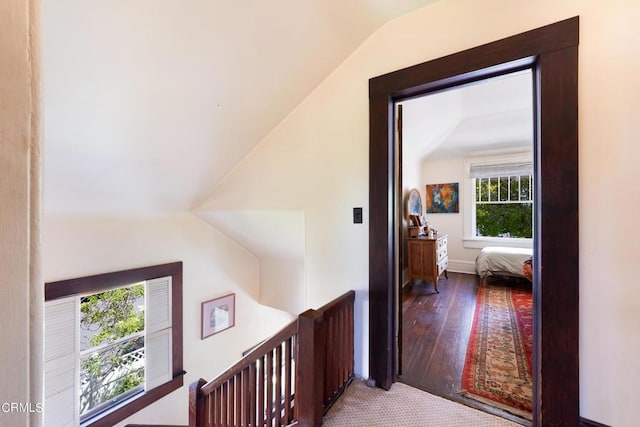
426,182,459,213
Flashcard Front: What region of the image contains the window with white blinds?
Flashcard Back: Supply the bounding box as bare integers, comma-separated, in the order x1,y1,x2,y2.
469,161,532,179
464,155,534,245
44,262,183,427
144,276,172,390
44,297,80,427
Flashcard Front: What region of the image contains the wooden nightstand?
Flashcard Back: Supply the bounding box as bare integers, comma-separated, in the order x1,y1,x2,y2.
407,234,448,293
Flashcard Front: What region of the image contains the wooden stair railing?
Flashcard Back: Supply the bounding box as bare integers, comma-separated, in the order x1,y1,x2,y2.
189,290,355,427
317,290,355,411
190,320,298,427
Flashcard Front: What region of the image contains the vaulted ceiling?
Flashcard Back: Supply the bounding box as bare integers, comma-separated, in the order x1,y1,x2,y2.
400,70,533,161
42,0,441,214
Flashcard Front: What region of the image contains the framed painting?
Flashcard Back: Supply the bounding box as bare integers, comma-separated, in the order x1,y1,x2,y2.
426,183,459,213
201,293,235,339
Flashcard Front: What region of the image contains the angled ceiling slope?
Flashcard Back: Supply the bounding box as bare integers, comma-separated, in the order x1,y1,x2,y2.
400,70,533,161
43,0,440,214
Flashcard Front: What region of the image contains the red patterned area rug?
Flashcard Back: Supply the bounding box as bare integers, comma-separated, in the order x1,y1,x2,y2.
460,280,533,420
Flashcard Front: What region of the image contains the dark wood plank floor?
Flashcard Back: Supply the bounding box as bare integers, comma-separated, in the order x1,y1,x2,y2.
398,272,531,426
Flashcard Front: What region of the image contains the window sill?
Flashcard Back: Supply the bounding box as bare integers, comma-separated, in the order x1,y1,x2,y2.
463,237,533,249
81,372,185,427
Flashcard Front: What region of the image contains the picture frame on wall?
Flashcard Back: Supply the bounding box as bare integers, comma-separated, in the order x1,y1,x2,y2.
201,293,236,339
425,182,459,213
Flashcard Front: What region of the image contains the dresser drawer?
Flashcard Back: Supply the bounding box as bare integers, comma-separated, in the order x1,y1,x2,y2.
437,236,447,250
438,258,448,276
437,246,447,261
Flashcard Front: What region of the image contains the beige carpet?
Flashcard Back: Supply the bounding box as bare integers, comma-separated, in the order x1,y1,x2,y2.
323,380,519,427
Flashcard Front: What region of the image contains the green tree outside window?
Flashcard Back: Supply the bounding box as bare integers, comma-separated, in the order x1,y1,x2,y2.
475,175,533,238
80,283,145,415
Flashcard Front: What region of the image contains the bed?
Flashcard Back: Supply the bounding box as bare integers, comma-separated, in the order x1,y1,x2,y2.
475,246,533,280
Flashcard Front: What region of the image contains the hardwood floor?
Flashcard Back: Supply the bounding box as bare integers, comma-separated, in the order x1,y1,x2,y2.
398,272,531,426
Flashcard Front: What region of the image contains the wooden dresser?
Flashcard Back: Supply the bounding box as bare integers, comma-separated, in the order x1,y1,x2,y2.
407,234,448,293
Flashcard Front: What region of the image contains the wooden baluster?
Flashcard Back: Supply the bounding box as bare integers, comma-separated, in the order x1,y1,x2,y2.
292,334,298,422
336,312,341,398
337,309,342,393
239,373,244,426
334,309,340,394
237,374,242,426
211,387,222,427
243,366,250,426
348,302,354,379
345,305,349,380
217,386,223,427
275,343,283,426
221,382,228,427
325,315,332,407
258,356,265,427
249,362,256,427
230,378,236,426
239,373,243,426
284,337,292,424
266,350,273,425
334,309,340,396
338,308,343,392
205,390,216,426
340,305,345,386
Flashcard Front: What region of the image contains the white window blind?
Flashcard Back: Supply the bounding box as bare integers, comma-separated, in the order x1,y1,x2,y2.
469,161,533,179
44,297,79,427
145,276,173,390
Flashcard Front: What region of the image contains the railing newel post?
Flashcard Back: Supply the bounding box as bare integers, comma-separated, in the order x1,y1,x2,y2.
189,378,207,427
296,309,325,427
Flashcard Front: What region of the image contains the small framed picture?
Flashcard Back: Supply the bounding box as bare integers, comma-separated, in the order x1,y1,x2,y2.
201,293,235,339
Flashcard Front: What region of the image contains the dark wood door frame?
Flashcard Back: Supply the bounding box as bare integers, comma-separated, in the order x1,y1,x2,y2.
369,17,579,426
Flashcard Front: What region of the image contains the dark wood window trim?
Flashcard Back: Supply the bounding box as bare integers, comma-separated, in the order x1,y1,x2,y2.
45,262,185,427
369,18,579,426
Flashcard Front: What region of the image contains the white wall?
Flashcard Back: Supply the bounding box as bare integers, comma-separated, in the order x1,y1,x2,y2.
421,155,478,273
0,1,42,426
259,257,305,314
197,210,307,314
42,213,294,426
419,152,533,273
198,0,640,424
402,155,422,202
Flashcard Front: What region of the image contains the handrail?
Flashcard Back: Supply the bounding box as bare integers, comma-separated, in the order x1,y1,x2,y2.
200,320,297,395
315,290,355,314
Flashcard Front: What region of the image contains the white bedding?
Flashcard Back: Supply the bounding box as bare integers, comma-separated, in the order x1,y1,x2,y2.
475,246,533,278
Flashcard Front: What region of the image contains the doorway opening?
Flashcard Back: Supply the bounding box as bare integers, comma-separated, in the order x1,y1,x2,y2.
368,17,579,426
396,69,535,423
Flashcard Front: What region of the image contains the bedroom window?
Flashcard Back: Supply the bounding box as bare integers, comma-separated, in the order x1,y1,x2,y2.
464,155,533,248
44,262,183,427
474,174,533,238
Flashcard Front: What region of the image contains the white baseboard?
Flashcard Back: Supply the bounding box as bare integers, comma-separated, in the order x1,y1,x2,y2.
447,259,476,275
402,260,477,279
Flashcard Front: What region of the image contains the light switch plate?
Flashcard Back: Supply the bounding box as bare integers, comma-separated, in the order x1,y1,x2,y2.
353,207,363,224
